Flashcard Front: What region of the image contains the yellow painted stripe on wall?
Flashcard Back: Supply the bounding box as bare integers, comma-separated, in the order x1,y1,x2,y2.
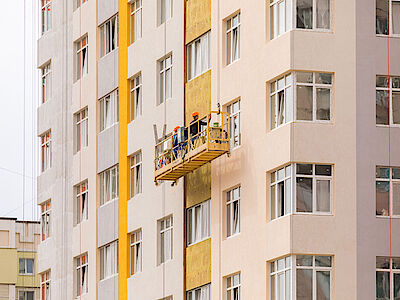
118,0,130,299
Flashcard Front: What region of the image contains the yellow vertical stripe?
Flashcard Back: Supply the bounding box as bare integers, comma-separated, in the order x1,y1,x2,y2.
118,0,129,299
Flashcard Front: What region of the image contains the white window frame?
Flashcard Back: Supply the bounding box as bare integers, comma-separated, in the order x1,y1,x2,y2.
41,0,52,34
76,36,88,80
159,216,173,264
270,165,292,220
40,200,51,241
376,0,400,36
186,284,211,300
130,229,142,275
294,0,332,31
159,0,172,25
130,75,142,121
226,273,241,300
270,72,333,130
376,166,400,217
40,270,51,300
187,200,211,246
19,258,34,275
159,55,172,105
376,76,400,126
226,186,240,237
75,107,88,152
100,241,118,280
18,290,34,300
270,0,292,39
40,131,51,173
186,31,211,81
376,256,400,299
99,89,119,132
130,152,142,198
294,163,333,215
131,0,142,43
41,63,51,104
227,99,241,149
75,253,88,297
270,256,292,300
226,13,241,65
100,14,119,58
99,165,119,206
75,181,88,225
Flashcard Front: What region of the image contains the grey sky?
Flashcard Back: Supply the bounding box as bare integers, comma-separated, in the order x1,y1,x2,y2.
0,0,38,221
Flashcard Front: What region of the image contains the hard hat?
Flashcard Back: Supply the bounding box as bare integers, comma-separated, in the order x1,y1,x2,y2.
173,126,180,132
192,112,199,117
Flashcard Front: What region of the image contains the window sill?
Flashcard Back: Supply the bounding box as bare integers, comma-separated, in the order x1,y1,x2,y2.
99,122,119,134
230,144,242,152
376,34,400,39
226,232,240,240
270,212,333,222
100,197,119,208
187,236,211,247
292,28,333,34
376,215,400,219
100,47,119,60
225,58,240,69
100,273,118,282
270,120,333,133
376,124,400,128
186,68,211,83
40,30,52,39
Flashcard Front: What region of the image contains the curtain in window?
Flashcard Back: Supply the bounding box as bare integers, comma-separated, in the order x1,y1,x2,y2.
316,180,330,212
105,96,111,128
82,47,88,76
316,271,330,300
297,0,313,29
202,201,210,238
296,177,313,212
316,88,330,120
165,229,171,260
317,0,330,29
376,181,390,216
81,193,87,220
135,3,142,40
393,182,400,215
393,92,400,124
278,1,285,35
296,269,313,299
393,2,400,34
111,167,117,200
201,33,209,73
233,200,240,235
376,0,389,34
105,246,112,277
82,265,87,294
376,271,390,299
105,171,110,202
165,66,171,100
278,91,285,125
195,206,201,241
135,242,141,272
194,40,201,77
376,90,389,125
232,27,239,61
297,86,313,121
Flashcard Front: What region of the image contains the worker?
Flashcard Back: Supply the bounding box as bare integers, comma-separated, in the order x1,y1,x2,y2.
172,126,179,160
189,112,200,137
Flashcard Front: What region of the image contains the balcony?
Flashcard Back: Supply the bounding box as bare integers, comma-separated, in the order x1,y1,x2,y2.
154,111,230,182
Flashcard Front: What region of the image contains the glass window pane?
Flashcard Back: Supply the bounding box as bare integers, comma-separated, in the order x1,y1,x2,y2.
394,168,400,179
297,0,313,29
377,76,389,88
278,1,285,35
286,0,292,31
393,92,400,124
393,257,400,269
271,184,276,220
271,95,277,129
394,273,400,300
393,181,400,215
278,273,284,300
296,269,313,299
316,256,332,267
377,256,391,269
271,274,276,300
297,86,313,121
316,180,330,212
315,165,332,176
316,271,331,300
270,6,275,39
297,177,313,212
296,255,313,266
376,271,390,299
316,88,331,120
376,181,390,216
297,164,313,175
316,73,332,84
316,0,330,29
376,167,390,179
297,72,313,83
393,2,400,34
376,90,389,125
376,0,389,34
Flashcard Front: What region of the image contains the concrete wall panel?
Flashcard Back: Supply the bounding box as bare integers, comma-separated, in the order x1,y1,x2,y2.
98,49,119,99
98,275,118,300
98,0,118,26
97,124,119,173
97,199,119,248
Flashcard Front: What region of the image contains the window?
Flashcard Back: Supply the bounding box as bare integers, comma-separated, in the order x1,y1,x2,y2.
270,72,332,129
40,131,51,172
100,15,119,57
159,216,173,264
41,63,51,104
187,200,211,246
159,0,172,24
76,0,88,9
130,152,142,197
376,166,400,217
270,0,292,39
76,36,88,80
100,241,118,280
226,13,241,65
187,284,211,300
40,200,51,240
130,230,142,275
296,0,331,30
100,89,119,132
75,253,88,297
376,76,400,125
271,165,292,220
130,75,142,120
226,273,241,300
186,31,211,81
19,258,34,275
159,55,172,104
376,256,400,299
18,291,34,300
227,100,241,148
40,270,51,300
75,181,88,224
226,186,240,237
41,0,51,34
75,108,88,152
270,257,291,300
271,255,332,300
131,0,142,43
99,165,119,206
376,0,400,35
296,163,332,214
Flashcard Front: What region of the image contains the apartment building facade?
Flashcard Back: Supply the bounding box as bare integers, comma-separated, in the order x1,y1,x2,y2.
0,218,40,300
36,0,400,299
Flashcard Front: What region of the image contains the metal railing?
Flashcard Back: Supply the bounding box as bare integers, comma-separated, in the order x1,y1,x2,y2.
154,111,230,172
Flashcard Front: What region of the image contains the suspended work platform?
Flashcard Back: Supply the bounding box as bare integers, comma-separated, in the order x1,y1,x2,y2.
154,111,230,182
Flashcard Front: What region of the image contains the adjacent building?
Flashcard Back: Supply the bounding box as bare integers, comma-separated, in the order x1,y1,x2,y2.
36,0,400,299
0,218,40,300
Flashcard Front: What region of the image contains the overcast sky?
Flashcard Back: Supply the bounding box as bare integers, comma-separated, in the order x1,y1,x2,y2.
0,0,38,221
